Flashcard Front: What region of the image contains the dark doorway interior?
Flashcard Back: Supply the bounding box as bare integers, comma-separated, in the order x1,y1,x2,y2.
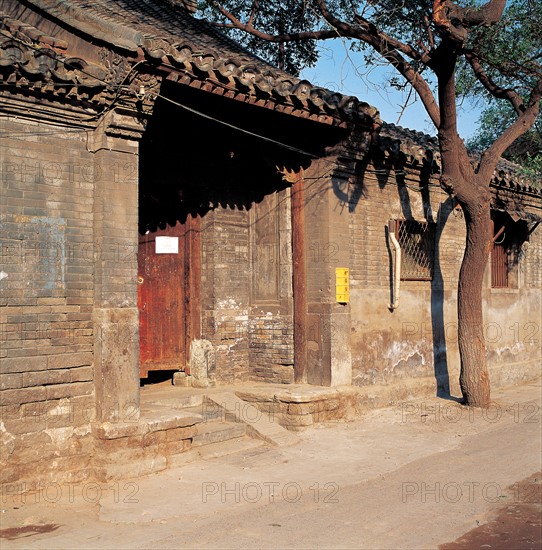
137,82,344,381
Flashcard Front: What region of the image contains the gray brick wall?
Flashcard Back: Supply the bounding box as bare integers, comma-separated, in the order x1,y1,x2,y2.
199,189,295,384
1,117,96,423
200,207,250,382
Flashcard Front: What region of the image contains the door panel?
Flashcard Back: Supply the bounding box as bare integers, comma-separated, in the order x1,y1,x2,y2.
138,222,186,378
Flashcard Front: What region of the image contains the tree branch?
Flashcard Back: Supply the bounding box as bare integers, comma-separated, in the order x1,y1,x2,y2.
465,51,525,115
433,0,506,45
480,79,542,176
396,85,415,126
316,0,441,126
432,0,467,44
452,0,507,27
423,15,435,50
248,0,259,27
208,0,339,42
207,0,442,126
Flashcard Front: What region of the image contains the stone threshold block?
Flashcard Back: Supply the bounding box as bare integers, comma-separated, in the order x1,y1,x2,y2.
92,408,204,481
236,385,361,431
94,408,203,440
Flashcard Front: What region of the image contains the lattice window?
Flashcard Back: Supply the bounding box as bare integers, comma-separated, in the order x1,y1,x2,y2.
395,219,436,281
491,217,508,288
491,213,528,289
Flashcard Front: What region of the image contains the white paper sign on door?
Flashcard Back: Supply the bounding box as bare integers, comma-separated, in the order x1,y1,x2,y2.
155,236,179,254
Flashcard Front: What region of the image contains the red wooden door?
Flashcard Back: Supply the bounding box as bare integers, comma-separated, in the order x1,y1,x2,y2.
138,222,186,378
137,217,201,379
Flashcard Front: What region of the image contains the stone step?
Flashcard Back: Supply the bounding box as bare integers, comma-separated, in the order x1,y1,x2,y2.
142,393,204,410
197,437,265,460
182,403,224,422
192,420,246,447
204,392,300,447
168,437,265,468
95,407,202,440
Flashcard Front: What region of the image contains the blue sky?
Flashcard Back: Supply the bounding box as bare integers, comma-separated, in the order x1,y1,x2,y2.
300,39,480,140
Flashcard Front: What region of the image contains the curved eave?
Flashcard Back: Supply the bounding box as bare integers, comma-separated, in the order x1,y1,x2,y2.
13,0,379,127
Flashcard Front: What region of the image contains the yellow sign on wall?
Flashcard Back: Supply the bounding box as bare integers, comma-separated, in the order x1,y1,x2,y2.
335,268,350,303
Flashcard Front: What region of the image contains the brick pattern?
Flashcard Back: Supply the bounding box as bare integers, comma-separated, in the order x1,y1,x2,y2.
0,115,142,492
1,104,539,494
348,167,464,289
92,147,139,308
200,208,250,383
199,190,295,384
522,238,542,288
248,317,294,383
1,117,96,432
247,189,294,384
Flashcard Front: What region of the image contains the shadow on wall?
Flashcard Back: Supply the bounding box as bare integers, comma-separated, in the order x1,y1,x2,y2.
432,198,454,398
334,140,456,397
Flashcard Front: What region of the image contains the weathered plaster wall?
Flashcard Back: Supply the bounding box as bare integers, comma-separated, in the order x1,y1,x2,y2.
348,162,541,398
483,287,541,387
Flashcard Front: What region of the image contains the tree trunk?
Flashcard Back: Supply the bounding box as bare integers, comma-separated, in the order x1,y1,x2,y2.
434,41,492,408
457,195,492,407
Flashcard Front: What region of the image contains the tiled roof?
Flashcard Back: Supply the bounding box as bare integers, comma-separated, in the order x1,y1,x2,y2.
376,122,542,198
0,0,378,126
1,1,539,200
0,16,108,86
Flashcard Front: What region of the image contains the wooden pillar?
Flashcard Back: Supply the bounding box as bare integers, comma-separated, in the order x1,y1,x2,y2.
185,214,201,354
291,170,307,383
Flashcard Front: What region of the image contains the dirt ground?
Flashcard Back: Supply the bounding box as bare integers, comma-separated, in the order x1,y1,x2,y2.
439,472,541,550
1,378,541,550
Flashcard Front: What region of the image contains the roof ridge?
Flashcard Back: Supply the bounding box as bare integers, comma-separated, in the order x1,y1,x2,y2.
23,0,142,52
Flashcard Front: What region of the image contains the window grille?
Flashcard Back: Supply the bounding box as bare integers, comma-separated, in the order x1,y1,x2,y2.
491,215,518,289
395,219,436,281
490,213,530,289
491,236,508,288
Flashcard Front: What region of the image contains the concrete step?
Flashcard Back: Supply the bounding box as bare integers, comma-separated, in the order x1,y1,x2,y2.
204,392,300,447
192,420,246,447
